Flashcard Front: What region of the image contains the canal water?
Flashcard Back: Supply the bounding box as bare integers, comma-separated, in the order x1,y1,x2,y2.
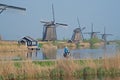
27,44,118,60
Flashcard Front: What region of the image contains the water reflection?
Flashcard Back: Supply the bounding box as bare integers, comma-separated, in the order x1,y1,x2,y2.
26,44,117,60
42,48,57,59
26,48,57,60
26,50,43,60
57,44,117,60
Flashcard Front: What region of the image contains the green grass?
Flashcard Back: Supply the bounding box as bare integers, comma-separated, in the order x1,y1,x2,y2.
33,61,55,67
14,62,22,68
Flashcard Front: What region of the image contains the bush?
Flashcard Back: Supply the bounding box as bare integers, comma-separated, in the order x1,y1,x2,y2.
50,68,65,77
83,67,95,76
73,69,83,78
97,67,106,76
7,73,15,80
0,75,3,80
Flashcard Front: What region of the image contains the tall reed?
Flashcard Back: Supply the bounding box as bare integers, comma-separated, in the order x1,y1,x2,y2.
0,41,27,52
0,55,120,80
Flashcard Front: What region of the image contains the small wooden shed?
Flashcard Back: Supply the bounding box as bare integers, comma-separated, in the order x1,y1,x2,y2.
18,36,38,49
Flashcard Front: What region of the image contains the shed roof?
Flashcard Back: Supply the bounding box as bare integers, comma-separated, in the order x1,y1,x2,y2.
18,36,37,42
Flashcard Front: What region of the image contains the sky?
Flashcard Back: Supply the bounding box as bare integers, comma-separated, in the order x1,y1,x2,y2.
0,0,120,40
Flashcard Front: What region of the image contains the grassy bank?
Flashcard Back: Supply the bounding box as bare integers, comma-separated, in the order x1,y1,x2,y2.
0,54,120,80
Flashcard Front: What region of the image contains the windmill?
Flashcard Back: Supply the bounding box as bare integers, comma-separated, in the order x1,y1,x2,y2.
85,23,100,39
71,17,85,43
100,27,112,45
40,4,68,41
0,3,26,14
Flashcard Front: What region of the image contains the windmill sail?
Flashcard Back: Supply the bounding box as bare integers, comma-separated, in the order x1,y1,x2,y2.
0,3,26,11
0,3,26,14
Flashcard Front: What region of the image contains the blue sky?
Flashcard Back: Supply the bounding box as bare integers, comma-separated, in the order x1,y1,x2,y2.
0,0,120,40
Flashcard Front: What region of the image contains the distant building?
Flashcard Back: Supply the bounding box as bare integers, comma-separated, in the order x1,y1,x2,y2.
18,36,39,50
71,28,83,43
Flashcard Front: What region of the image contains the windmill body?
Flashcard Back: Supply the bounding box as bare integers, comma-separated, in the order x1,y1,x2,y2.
71,18,85,43
102,34,107,41
100,27,112,43
43,23,57,41
85,23,100,39
91,32,98,39
41,4,67,41
71,28,83,43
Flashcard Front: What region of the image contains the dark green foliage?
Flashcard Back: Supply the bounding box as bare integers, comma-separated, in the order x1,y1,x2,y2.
89,38,100,49
76,42,81,49
0,75,3,80
50,68,65,78
97,67,106,77
108,68,120,77
73,69,83,78
7,73,15,80
74,60,87,65
34,71,43,80
38,43,43,48
14,62,21,68
38,70,49,78
83,67,95,76
16,72,27,80
51,76,64,80
50,69,59,77
33,61,55,66
52,41,58,46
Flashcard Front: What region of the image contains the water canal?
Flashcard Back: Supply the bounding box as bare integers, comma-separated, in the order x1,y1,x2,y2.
27,44,118,60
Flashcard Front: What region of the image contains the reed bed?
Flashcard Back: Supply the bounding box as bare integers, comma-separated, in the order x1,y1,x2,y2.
0,53,120,80
0,51,27,60
0,41,27,52
39,41,88,49
0,41,28,60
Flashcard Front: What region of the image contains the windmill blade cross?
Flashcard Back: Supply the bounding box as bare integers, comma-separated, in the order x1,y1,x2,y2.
93,32,100,33
91,23,94,33
84,32,92,34
77,17,80,28
40,21,50,23
81,27,86,31
0,7,6,14
52,4,55,22
56,23,68,26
